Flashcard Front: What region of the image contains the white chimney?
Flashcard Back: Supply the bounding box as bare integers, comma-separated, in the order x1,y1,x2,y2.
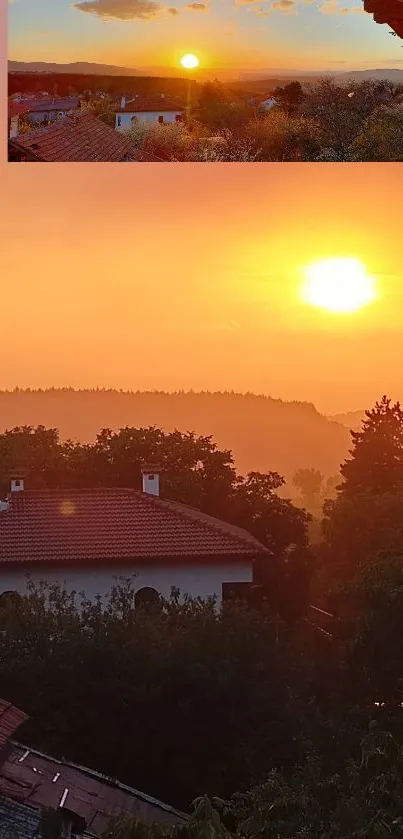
121,96,126,109
10,477,24,493
141,465,160,497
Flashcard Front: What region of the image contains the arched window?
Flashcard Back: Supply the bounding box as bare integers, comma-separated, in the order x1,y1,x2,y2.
0,591,21,606
134,587,160,609
0,591,22,630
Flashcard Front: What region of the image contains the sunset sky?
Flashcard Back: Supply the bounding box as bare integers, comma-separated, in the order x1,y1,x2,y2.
0,164,402,413
8,0,403,72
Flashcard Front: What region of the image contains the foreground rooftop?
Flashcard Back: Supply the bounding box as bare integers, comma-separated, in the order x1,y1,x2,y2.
8,112,134,162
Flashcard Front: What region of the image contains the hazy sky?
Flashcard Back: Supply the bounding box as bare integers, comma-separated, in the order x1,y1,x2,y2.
0,164,402,413
8,0,403,72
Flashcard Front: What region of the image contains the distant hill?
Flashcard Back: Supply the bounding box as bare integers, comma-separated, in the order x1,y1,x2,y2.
8,61,145,76
224,77,322,95
338,68,403,83
330,410,365,431
0,389,351,484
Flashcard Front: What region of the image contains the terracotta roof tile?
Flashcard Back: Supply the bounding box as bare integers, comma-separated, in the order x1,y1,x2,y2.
9,112,134,162
0,488,269,566
116,96,184,113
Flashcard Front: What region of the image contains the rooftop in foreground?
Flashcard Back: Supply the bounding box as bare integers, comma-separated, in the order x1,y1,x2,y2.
0,698,186,836
8,112,134,162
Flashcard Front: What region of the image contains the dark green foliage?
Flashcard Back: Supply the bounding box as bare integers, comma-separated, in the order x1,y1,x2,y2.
101,733,403,839
339,395,403,497
0,584,303,810
272,81,304,113
191,82,255,131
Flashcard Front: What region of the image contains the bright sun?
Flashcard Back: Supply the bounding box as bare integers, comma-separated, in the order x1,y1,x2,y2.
180,53,200,70
301,258,376,314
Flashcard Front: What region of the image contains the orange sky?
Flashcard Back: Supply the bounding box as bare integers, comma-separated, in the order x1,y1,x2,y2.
8,0,403,72
0,163,402,414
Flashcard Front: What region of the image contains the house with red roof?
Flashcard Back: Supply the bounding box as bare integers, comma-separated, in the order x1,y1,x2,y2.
0,468,269,606
115,95,185,131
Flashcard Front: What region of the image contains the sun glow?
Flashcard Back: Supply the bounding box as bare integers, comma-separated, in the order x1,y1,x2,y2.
301,258,376,314
180,53,200,70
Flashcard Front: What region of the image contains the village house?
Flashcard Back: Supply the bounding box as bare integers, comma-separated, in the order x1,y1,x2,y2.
8,112,134,162
260,96,279,112
0,467,269,606
115,95,185,130
20,96,79,127
0,699,187,837
8,101,29,138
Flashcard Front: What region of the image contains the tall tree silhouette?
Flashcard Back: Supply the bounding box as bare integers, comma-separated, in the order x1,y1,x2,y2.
292,467,324,512
339,396,403,496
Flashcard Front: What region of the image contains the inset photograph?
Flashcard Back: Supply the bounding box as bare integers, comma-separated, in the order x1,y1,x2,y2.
7,0,403,161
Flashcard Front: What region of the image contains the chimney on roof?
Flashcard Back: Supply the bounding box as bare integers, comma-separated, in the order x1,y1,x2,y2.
10,474,24,493
141,464,161,497
121,95,126,109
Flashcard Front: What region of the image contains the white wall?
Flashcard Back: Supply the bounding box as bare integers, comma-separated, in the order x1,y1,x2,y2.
9,116,20,138
0,560,252,604
115,111,183,131
261,98,278,111
27,110,73,123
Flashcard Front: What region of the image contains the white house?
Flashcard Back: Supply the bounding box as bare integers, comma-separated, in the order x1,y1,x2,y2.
7,102,29,138
0,468,269,606
115,96,185,131
260,97,278,112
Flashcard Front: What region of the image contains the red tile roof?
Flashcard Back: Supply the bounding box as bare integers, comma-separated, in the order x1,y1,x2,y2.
0,488,268,566
364,0,403,36
1,741,186,832
0,700,28,749
116,97,184,113
9,113,134,162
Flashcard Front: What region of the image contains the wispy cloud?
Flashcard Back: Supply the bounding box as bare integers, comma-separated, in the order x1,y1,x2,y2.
185,2,208,9
237,0,296,10
73,0,178,20
319,0,363,14
272,0,295,10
